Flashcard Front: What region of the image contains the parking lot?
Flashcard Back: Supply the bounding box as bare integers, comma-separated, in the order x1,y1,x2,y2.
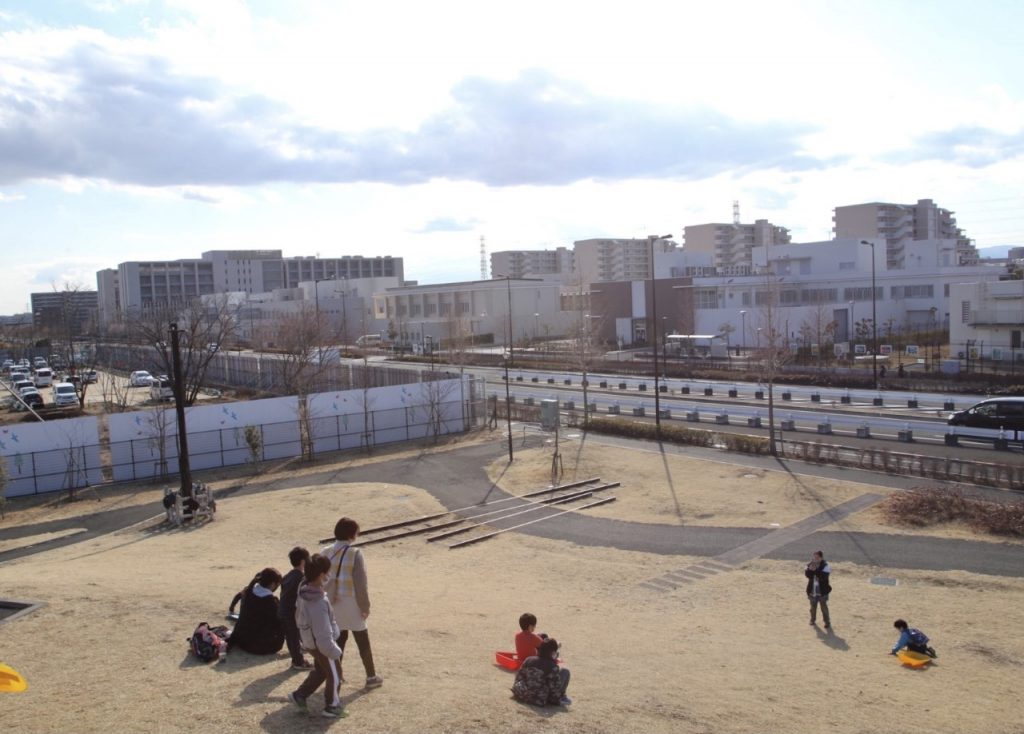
1,364,218,423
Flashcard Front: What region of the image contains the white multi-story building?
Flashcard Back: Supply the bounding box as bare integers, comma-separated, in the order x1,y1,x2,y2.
949,279,1024,365
684,237,1003,350
683,219,791,271
98,250,404,325
833,199,978,269
490,247,575,283
573,237,676,290
373,278,572,346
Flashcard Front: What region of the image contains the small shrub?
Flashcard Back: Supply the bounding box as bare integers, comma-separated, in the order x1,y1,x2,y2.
721,434,770,455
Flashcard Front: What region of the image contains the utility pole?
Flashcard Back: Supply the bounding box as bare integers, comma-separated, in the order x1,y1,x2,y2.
169,322,193,498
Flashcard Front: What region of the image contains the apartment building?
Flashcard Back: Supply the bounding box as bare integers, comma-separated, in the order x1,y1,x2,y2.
683,219,791,271
98,250,404,324
490,247,574,282
833,199,978,269
573,237,676,290
30,290,99,335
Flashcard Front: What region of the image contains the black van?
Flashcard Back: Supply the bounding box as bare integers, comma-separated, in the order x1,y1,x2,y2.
947,398,1024,432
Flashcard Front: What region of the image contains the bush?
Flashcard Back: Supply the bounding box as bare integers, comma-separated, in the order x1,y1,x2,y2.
881,488,1024,537
586,417,715,447
721,433,770,455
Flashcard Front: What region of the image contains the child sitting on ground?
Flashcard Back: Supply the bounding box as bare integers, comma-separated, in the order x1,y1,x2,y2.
512,637,571,707
514,612,547,666
227,568,285,655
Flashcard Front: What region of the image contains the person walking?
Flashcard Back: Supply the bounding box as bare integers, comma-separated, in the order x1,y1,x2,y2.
322,517,383,689
805,550,832,629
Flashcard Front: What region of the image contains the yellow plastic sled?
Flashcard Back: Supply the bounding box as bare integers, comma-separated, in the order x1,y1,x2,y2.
0,663,28,692
896,650,932,668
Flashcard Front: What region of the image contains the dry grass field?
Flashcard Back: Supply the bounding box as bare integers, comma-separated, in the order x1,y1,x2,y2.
1,435,1022,734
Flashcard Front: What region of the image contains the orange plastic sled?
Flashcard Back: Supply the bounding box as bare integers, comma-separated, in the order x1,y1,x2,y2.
495,651,520,670
0,663,28,693
897,650,932,668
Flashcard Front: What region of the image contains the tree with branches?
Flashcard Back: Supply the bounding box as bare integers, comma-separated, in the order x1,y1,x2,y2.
127,295,240,406
756,273,793,457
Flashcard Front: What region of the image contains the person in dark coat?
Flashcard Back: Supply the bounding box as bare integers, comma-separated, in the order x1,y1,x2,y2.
805,550,832,629
228,568,285,655
279,547,312,669
511,637,571,707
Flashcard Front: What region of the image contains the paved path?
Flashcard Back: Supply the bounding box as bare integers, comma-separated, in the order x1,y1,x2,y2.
2,436,1022,579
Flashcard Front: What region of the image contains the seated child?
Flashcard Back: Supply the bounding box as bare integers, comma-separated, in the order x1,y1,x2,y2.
514,612,547,666
890,619,937,658
512,637,571,707
228,568,285,655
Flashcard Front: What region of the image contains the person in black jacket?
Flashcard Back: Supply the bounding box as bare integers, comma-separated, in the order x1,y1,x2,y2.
228,567,285,655
804,550,832,629
280,547,312,669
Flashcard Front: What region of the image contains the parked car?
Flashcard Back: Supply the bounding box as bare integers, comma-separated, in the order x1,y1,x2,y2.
33,367,54,388
82,369,98,383
12,388,43,411
149,375,174,401
52,382,81,408
129,370,154,387
948,398,1024,432
12,378,34,395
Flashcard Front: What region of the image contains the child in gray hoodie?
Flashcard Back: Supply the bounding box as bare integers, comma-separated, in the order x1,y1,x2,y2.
287,554,346,718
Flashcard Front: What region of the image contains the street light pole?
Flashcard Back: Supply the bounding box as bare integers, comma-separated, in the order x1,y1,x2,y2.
861,240,878,389
503,352,513,462
740,310,747,354
648,233,672,436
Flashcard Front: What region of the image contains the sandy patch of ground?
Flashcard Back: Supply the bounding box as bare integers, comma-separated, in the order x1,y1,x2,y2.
487,439,1022,545
1,462,1023,734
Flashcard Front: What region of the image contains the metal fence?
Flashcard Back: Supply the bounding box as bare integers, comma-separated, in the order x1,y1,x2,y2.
5,378,487,497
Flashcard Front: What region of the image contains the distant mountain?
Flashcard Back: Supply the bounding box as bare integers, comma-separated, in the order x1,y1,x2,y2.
976,245,1019,259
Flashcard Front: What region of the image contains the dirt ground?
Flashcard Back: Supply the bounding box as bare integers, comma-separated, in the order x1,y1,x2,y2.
1,435,1023,734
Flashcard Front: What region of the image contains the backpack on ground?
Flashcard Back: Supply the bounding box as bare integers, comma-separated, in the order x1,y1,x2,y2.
908,628,929,646
189,622,231,662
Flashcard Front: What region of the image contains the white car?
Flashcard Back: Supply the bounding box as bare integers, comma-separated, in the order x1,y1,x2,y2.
129,370,154,387
52,382,80,408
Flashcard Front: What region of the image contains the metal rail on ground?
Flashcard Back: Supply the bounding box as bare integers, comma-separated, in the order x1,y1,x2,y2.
316,476,603,544
426,482,620,543
448,496,618,549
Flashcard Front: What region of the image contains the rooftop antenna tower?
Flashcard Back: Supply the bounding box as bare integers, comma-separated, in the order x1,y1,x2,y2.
480,235,487,279
733,200,741,225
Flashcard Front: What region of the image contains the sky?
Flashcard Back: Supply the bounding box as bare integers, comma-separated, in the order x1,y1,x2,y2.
0,0,1022,315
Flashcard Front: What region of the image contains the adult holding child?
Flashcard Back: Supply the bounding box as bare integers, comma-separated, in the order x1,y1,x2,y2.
322,517,383,689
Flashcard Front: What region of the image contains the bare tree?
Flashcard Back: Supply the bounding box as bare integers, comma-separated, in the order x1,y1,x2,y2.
799,302,837,367
271,304,333,461
97,370,133,413
144,404,174,481
127,295,241,405
755,273,793,457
